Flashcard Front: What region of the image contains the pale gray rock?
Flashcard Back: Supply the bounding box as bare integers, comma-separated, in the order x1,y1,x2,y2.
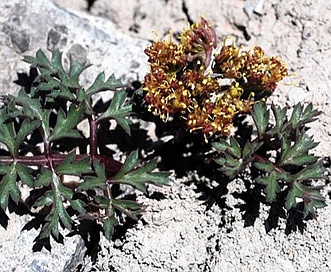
0,0,149,96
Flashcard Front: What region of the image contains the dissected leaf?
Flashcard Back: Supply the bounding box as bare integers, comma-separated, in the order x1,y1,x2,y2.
15,119,41,156
111,151,171,193
285,181,326,218
252,102,269,137
12,89,52,138
34,190,53,207
253,161,274,172
229,137,241,158
293,162,326,181
98,89,133,135
255,172,282,203
35,167,52,187
68,60,91,86
280,133,318,166
94,195,110,209
50,104,84,142
40,197,72,240
111,199,141,221
24,49,90,95
0,110,16,155
38,174,76,239
289,103,303,127
86,73,123,97
0,164,19,210
211,139,231,152
103,208,118,241
16,163,34,187
56,153,92,176
23,49,52,70
78,160,107,191
270,103,287,134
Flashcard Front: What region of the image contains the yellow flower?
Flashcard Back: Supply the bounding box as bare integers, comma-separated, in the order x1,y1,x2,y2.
142,19,288,137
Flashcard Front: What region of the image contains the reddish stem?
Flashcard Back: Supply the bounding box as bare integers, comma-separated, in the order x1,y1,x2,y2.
253,153,284,173
0,154,123,174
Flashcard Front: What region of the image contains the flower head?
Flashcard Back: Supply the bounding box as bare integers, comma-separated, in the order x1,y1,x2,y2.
142,19,288,138
213,40,288,94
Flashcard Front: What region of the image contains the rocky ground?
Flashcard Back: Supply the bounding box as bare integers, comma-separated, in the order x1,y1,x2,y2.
0,0,330,271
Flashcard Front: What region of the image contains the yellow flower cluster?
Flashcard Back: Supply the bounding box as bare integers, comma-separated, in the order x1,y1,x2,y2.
142,18,288,137
213,40,288,92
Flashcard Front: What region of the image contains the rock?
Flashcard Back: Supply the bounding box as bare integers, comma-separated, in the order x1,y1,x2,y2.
0,0,149,96
287,86,310,106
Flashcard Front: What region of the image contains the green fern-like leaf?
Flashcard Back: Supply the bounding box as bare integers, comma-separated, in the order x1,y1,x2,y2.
97,89,133,135
86,72,123,97
285,181,326,218
50,104,84,142
111,150,171,193
0,164,20,210
56,153,93,176
78,160,107,191
280,133,319,166
252,102,269,137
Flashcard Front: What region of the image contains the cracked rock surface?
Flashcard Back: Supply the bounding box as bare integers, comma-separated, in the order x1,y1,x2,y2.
1,0,331,271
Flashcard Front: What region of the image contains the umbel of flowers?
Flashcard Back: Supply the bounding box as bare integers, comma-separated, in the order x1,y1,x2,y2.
142,18,288,137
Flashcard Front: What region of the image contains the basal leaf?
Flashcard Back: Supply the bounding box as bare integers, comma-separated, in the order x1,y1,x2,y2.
78,160,107,191
0,164,19,210
98,89,133,135
229,137,241,158
224,155,240,168
16,163,34,187
86,73,123,97
252,102,269,137
70,199,86,214
56,153,92,176
280,133,318,166
34,190,53,207
40,174,73,239
103,208,118,241
111,152,171,193
50,105,84,142
270,103,287,134
255,173,281,203
211,139,231,152
214,157,226,166
285,181,326,218
0,110,16,155
41,212,60,239
114,150,140,177
23,49,52,70
13,89,51,138
111,199,141,220
300,103,321,125
289,103,303,127
15,119,41,156
286,154,318,166
68,58,91,88
94,195,110,209
217,166,237,178
57,182,86,214
293,162,326,181
253,161,274,172
51,50,66,79
35,167,52,187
